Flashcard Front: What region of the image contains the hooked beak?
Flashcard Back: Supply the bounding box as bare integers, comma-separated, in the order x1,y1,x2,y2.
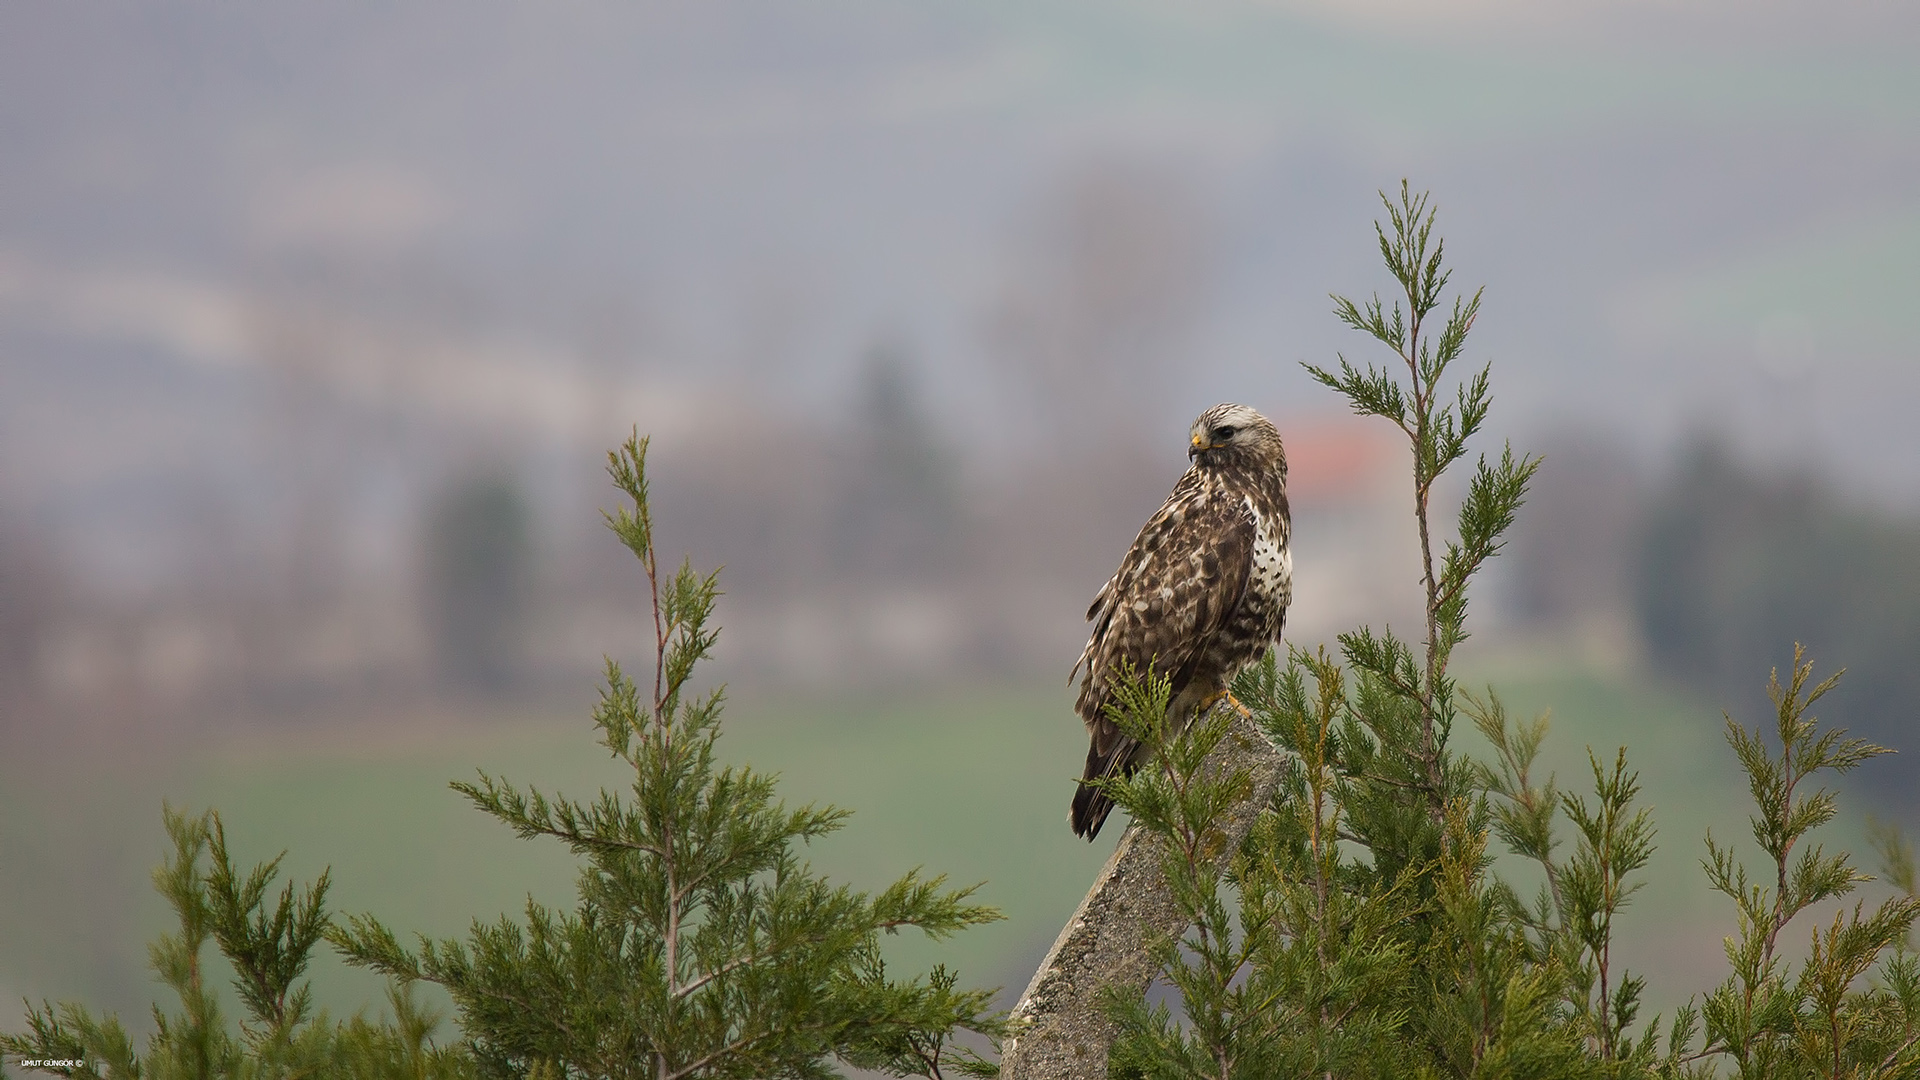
1188,433,1208,460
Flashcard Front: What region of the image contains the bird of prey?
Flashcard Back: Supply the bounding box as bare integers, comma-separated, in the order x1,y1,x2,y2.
1069,402,1291,840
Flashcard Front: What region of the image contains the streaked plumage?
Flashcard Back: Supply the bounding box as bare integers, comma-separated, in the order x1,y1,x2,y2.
1070,403,1291,840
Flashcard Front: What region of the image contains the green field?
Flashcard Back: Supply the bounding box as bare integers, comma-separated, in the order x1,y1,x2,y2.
2,663,1903,1043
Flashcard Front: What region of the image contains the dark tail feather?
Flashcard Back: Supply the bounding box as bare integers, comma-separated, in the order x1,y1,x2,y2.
1070,781,1115,841
1069,738,1136,840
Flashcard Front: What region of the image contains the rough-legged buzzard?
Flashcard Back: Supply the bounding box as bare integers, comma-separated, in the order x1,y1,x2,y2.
1070,402,1291,840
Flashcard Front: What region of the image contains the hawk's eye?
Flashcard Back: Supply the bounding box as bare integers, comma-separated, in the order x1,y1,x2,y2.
1211,425,1237,441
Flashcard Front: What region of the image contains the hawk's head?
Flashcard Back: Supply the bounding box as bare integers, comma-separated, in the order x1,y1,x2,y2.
1188,403,1285,472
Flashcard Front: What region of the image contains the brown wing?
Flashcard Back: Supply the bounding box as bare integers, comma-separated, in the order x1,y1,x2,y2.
1070,480,1256,838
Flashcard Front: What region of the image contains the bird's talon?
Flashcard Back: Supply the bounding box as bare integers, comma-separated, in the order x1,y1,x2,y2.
1201,689,1253,719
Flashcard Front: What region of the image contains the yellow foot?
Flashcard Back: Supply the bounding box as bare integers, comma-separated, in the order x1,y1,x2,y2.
1199,689,1255,720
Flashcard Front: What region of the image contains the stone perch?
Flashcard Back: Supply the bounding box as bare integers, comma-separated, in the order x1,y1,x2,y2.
999,707,1286,1080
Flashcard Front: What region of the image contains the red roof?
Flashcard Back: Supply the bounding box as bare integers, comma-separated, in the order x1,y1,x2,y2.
1282,416,1402,500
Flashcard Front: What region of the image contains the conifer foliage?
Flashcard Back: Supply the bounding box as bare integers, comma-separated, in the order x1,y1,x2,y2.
1093,185,1920,1080
0,806,473,1079
1669,649,1920,1077
330,433,1006,1080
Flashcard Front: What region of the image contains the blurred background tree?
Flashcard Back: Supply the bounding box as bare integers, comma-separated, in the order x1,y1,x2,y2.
836,340,960,583
422,474,534,692
1636,440,1920,814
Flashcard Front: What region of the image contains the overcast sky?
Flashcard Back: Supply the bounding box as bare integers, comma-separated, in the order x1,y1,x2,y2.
4,0,1917,528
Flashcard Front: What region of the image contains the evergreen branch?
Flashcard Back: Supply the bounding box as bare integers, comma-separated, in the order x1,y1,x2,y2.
1303,356,1412,432
203,814,331,1034
326,915,426,982
1464,690,1566,931
658,1022,828,1080
668,951,763,1002
378,429,1002,1080
1433,444,1539,634
1878,1026,1920,1075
